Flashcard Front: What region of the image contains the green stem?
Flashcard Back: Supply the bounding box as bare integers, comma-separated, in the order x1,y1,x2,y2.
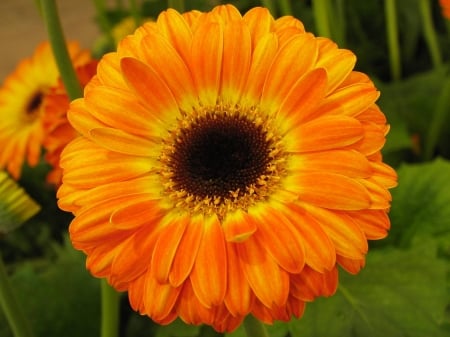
424,70,450,160
334,0,346,46
100,279,120,337
312,0,332,38
129,0,142,26
279,0,293,16
384,0,401,81
418,0,442,69
40,0,83,100
0,254,35,337
167,0,185,12
243,315,269,337
260,0,277,16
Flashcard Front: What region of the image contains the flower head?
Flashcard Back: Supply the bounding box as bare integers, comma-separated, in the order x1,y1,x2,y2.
58,5,397,332
0,41,91,179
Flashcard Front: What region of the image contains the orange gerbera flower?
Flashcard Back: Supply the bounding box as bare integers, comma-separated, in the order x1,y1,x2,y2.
440,0,450,19
58,5,397,332
0,41,91,179
42,60,98,186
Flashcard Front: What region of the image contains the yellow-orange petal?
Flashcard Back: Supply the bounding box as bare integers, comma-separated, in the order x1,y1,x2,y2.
352,210,390,240
282,203,336,271
224,242,253,316
242,7,274,48
120,57,180,120
168,215,205,287
337,255,365,274
190,21,223,106
222,209,257,242
286,115,364,153
287,171,371,210
237,236,289,308
110,199,165,230
303,204,369,259
249,204,305,274
277,68,328,129
290,266,338,301
261,33,318,113
221,21,252,104
190,215,227,307
143,273,181,322
150,214,189,283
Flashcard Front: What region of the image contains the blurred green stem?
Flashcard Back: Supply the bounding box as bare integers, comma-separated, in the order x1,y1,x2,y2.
418,0,442,69
279,0,293,16
243,315,269,337
0,254,35,337
384,0,401,81
40,0,83,100
168,0,185,12
101,279,120,337
424,70,450,160
261,0,277,16
312,0,332,38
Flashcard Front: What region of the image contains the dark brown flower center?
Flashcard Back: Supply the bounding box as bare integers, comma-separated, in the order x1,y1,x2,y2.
26,91,43,116
169,114,271,199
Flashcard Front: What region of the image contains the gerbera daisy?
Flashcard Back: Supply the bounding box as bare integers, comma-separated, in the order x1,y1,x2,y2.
58,4,397,332
42,60,98,186
0,41,91,179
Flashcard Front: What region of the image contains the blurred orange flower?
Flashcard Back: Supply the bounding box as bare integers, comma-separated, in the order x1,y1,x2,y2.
440,0,450,19
42,60,98,186
0,41,91,179
58,4,397,332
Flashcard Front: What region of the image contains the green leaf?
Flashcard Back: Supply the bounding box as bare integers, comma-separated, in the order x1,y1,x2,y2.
288,239,449,337
0,239,100,337
154,318,201,337
387,158,450,248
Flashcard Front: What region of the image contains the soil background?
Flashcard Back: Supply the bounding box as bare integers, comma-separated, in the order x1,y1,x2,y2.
0,0,100,81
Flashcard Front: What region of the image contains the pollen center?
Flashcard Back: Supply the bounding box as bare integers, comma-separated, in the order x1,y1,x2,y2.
170,114,271,199
160,105,286,217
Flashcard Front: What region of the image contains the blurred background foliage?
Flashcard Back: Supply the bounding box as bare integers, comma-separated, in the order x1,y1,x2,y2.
0,0,449,336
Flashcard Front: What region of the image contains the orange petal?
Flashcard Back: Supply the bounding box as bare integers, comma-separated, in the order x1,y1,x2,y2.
303,204,369,259
290,266,338,301
289,149,372,178
143,273,181,322
140,31,198,111
242,33,278,107
89,127,157,156
190,21,223,106
352,209,390,240
277,68,328,129
221,21,252,104
168,215,205,287
337,255,365,274
286,115,364,153
249,204,305,274
222,209,257,242
120,57,180,121
261,33,318,113
224,242,253,316
150,214,189,283
283,203,336,272
110,198,165,230
237,236,289,308
286,171,371,210
190,215,227,307
315,38,356,93
242,7,274,48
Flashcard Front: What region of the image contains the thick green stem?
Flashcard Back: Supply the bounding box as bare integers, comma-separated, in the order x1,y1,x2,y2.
418,0,442,69
260,0,277,16
384,0,401,81
312,0,332,38
40,0,83,100
167,0,185,12
100,279,120,337
243,315,269,337
279,0,293,16
424,71,450,160
0,254,35,337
